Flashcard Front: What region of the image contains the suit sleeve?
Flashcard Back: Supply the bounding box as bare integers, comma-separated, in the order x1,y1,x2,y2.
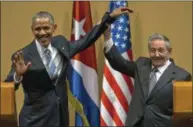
69,12,116,58
105,45,136,77
4,54,20,90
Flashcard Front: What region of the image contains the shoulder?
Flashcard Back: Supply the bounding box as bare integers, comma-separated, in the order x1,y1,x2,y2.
174,65,190,76
52,35,68,43
173,63,191,81
51,35,69,47
135,57,151,65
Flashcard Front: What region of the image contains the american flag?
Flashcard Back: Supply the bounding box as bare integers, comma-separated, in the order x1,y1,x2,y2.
100,1,134,126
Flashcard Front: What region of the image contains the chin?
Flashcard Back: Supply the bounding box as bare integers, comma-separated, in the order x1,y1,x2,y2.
40,41,50,47
153,62,165,67
153,64,162,67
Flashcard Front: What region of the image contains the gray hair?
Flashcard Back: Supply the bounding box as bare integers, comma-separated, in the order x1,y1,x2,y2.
32,11,54,25
148,33,171,49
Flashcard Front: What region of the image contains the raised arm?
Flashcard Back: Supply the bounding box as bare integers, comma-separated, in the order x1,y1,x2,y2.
69,7,131,58
103,27,136,77
4,51,31,90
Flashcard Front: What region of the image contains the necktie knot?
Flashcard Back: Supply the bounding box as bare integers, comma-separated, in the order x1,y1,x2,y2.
44,48,51,56
44,49,51,66
152,67,158,73
44,48,57,79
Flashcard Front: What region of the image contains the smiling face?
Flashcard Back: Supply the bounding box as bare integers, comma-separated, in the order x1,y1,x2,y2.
149,39,172,67
31,17,57,47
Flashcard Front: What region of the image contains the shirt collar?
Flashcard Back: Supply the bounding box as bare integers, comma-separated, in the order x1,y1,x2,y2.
35,40,53,56
152,59,171,73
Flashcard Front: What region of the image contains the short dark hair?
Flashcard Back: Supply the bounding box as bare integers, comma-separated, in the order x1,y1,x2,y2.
32,11,54,25
148,33,171,49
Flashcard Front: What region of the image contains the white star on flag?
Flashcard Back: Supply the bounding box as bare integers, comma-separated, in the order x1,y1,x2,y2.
121,43,126,48
119,18,124,23
73,18,86,40
123,35,128,40
116,1,121,5
118,25,123,31
115,33,120,39
124,27,128,32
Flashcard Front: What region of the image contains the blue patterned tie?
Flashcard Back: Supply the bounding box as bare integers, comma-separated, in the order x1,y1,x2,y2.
44,49,56,79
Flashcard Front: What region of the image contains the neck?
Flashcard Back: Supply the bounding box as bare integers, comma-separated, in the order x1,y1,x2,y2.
37,41,50,48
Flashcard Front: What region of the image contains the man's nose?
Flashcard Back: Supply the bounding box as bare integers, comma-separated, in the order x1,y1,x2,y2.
155,51,160,57
40,29,46,35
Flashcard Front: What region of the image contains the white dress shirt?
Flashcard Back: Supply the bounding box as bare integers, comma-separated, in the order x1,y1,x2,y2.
153,60,171,81
14,40,63,83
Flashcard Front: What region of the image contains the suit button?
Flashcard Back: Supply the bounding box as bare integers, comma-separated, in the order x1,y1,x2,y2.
56,97,60,102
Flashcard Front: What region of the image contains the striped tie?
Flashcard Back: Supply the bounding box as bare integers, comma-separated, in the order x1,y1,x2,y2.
44,49,56,79
148,68,158,95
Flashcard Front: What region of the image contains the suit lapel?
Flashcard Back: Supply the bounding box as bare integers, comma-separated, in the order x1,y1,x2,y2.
147,62,176,99
51,38,69,79
138,60,152,99
28,41,45,70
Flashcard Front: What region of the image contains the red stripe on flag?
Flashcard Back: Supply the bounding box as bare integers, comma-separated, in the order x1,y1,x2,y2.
127,49,133,61
104,65,129,113
124,50,134,95
101,91,124,126
122,74,133,95
100,116,107,126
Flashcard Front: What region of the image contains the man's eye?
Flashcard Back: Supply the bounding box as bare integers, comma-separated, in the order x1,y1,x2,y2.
35,27,41,31
150,49,156,52
43,27,50,30
158,48,165,53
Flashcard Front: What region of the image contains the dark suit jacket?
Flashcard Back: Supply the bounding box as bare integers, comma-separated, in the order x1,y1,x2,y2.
4,12,114,127
105,45,191,127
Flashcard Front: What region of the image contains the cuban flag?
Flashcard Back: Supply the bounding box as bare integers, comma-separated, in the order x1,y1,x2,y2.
67,1,99,126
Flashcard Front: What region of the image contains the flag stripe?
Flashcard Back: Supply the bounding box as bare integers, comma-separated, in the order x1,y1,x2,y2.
103,76,127,124
122,74,133,95
101,90,124,126
100,116,108,126
67,63,99,126
121,51,134,93
70,59,99,106
101,103,115,126
100,103,115,126
104,64,129,113
106,60,132,105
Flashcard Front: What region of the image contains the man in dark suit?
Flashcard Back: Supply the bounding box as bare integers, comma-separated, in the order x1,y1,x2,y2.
4,8,130,127
103,28,191,127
